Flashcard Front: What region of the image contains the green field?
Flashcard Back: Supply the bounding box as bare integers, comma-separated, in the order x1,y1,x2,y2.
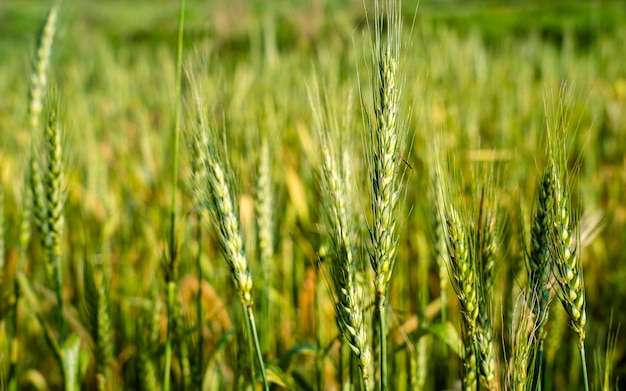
1,1,625,390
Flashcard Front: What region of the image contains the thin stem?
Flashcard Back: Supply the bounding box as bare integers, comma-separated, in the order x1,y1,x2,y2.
163,281,175,391
53,254,66,345
195,220,204,387
246,306,269,391
315,271,323,391
244,311,256,387
164,0,185,388
260,263,269,354
377,294,387,391
169,0,185,221
580,343,589,391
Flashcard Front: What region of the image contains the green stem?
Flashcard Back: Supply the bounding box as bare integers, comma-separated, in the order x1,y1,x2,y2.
377,293,387,391
344,343,350,391
54,254,65,345
164,0,185,388
163,281,175,391
246,306,269,391
242,312,256,388
580,342,589,391
537,339,544,391
8,274,21,391
169,0,185,217
315,271,322,390
195,221,204,387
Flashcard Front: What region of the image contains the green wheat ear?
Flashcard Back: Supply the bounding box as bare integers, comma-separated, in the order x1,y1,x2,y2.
507,290,540,391
28,6,57,135
543,83,589,391
445,207,478,391
365,2,406,389
310,81,371,389
254,136,275,355
191,105,268,389
552,176,586,346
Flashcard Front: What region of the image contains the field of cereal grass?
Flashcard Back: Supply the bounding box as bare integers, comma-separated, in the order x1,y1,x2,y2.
1,1,625,390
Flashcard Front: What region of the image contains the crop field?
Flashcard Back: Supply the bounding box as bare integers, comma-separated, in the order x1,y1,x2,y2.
1,0,625,390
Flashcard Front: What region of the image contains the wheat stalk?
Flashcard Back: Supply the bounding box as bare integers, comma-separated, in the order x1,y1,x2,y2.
163,1,186,389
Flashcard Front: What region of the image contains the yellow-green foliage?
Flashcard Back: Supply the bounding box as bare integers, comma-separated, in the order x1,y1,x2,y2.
0,1,625,390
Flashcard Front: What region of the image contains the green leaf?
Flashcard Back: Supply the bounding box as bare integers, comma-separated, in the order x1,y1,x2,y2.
61,333,81,391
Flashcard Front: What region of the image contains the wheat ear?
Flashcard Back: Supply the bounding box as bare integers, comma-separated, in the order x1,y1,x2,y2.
552,174,588,390
507,290,540,391
9,8,57,390
544,83,589,391
192,125,268,390
255,137,275,355
315,101,371,389
367,2,404,389
527,160,558,389
28,7,57,135
445,208,478,391
41,103,67,345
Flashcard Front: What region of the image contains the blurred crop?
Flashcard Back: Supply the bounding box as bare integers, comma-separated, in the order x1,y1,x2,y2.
0,1,625,390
